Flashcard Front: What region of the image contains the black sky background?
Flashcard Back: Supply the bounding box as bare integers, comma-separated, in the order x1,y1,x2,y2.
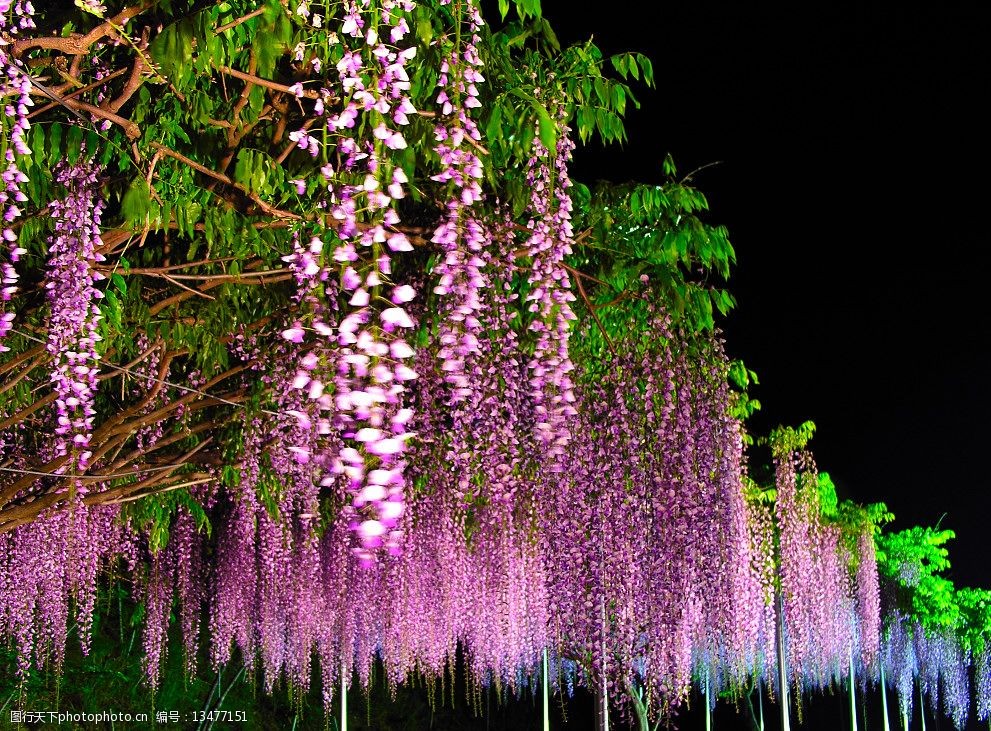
532,2,988,591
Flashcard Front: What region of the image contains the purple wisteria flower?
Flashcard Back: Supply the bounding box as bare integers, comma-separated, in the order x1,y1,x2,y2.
0,0,34,350
281,0,420,560
45,159,106,472
522,112,578,465
429,0,487,401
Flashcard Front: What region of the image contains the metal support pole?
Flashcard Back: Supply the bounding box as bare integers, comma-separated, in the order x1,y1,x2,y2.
543,649,551,731
776,592,791,731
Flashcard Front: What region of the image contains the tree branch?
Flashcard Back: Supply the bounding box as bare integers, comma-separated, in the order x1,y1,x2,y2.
215,7,266,34
12,3,153,56
100,421,217,476
275,117,316,164
149,142,302,220
100,475,215,506
161,273,217,301
0,354,44,396
28,85,141,139
0,372,245,508
0,344,45,377
103,40,149,114
215,65,321,100
567,262,616,356
0,392,56,434
27,67,128,119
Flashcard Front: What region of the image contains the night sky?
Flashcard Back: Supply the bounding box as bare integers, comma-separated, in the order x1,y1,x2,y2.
537,3,988,589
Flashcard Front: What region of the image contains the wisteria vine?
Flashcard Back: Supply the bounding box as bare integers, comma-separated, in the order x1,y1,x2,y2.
45,160,106,472
430,0,487,401
1,2,986,729
522,112,578,463
0,0,33,351
283,0,421,559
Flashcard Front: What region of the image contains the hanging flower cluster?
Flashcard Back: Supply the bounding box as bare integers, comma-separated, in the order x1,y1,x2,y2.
522,116,577,462
774,443,856,689
45,159,106,471
705,372,777,691
282,0,420,559
429,0,487,400
541,320,764,712
744,492,780,686
141,549,172,690
883,611,919,723
916,625,971,729
0,503,126,682
280,231,340,467
198,362,548,702
208,336,329,693
855,529,882,672
8,2,980,728
440,214,533,508
328,0,419,560
209,425,264,674
976,646,991,722
0,0,34,350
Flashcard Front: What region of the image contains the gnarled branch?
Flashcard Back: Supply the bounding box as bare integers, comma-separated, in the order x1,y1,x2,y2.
11,2,154,57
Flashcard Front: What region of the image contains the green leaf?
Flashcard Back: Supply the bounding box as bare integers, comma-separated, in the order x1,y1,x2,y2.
121,179,152,226
416,16,433,44
102,288,122,329
248,84,265,116
30,123,45,159
627,56,640,81
65,124,84,165
485,101,503,143
576,106,594,143
662,153,677,177
610,54,628,79
233,149,255,190
594,77,608,106
85,128,100,156
638,54,655,87
533,102,556,151
149,19,194,87
184,202,202,237
48,123,64,167
611,84,626,116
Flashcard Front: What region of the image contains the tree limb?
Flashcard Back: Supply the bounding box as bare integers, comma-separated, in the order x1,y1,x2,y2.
149,142,302,220
103,40,150,114
215,65,321,100
568,262,616,356
28,85,141,139
27,67,128,119
11,2,155,57
215,7,266,34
